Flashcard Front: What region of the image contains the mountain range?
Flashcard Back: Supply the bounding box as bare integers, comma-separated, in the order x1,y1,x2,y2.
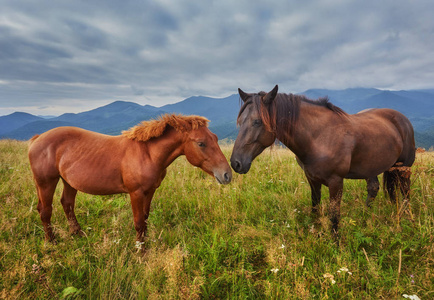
1,88,434,148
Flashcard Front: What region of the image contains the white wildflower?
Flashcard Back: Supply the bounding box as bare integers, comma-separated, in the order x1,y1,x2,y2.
402,294,421,300
309,225,315,233
279,244,285,249
337,267,352,275
135,241,145,249
323,273,336,285
270,268,279,274
31,264,41,275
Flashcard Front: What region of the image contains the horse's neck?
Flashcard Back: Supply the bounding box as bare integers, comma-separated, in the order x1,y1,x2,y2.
279,102,334,159
146,128,186,168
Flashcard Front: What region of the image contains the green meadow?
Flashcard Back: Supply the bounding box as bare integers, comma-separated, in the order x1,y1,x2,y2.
0,140,433,299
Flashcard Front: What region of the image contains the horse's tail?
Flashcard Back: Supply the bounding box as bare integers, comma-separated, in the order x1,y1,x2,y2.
383,163,412,203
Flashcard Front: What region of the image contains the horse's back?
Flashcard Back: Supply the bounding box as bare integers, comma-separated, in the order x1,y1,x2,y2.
355,108,415,165
30,126,110,144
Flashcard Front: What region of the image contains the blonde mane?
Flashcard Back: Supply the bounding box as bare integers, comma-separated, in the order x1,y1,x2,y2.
122,114,210,142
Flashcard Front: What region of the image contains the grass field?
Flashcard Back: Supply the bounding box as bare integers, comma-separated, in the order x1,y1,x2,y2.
0,139,433,299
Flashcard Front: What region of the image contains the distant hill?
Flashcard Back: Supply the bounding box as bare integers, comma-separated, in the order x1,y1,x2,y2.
302,88,381,106
5,120,74,140
0,112,43,135
1,101,166,139
53,100,166,133
160,94,240,124
1,88,433,148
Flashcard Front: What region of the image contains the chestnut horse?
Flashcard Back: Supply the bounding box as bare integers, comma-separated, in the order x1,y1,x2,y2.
230,85,415,241
29,114,232,248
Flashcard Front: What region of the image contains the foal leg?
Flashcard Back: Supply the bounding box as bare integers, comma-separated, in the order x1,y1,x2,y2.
307,176,322,214
129,189,156,250
36,178,59,241
328,177,344,244
60,179,81,235
365,176,379,208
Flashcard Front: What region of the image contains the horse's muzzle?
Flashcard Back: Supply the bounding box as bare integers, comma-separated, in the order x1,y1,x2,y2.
230,158,251,174
214,169,232,184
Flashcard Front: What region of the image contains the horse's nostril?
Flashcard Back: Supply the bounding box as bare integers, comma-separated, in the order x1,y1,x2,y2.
224,172,231,183
231,160,241,172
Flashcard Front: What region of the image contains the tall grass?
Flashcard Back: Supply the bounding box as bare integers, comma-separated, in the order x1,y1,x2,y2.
0,139,433,299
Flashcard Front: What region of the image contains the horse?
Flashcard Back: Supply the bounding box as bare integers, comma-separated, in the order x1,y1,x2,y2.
28,114,232,249
230,85,415,241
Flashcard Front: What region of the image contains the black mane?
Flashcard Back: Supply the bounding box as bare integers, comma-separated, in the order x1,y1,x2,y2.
299,95,347,115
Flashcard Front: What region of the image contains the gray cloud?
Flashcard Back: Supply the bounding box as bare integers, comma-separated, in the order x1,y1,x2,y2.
1,0,433,115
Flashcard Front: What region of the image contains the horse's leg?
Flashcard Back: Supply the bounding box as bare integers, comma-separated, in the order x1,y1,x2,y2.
60,179,81,235
307,175,322,214
383,170,398,203
365,176,379,208
129,189,156,250
398,170,411,201
328,177,344,244
36,178,59,241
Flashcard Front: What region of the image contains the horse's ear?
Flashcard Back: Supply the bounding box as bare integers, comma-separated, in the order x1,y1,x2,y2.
238,88,249,102
262,85,278,105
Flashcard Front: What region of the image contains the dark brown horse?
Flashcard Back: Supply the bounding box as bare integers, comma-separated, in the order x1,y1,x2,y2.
29,114,232,249
230,85,415,241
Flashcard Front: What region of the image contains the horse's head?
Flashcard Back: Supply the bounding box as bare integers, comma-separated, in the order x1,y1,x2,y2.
184,126,232,184
230,85,278,174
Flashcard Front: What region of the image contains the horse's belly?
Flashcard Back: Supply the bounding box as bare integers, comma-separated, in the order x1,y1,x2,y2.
67,178,126,195
75,183,125,195
60,166,126,195
346,159,395,179
345,172,374,179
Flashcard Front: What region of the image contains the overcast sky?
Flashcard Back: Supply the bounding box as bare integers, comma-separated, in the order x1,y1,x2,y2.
1,0,433,116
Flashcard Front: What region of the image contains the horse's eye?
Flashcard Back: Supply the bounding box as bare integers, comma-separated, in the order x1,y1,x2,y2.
253,119,262,127
197,142,206,147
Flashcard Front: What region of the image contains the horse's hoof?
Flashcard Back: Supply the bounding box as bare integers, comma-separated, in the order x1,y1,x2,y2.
46,237,57,245
71,229,85,237
311,207,320,215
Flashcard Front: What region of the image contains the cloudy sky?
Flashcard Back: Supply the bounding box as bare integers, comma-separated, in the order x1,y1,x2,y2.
1,0,433,116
